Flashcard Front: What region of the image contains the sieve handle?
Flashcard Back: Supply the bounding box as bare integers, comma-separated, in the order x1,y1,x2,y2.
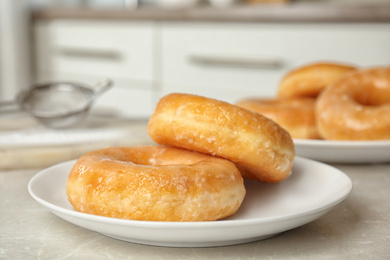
92,79,113,97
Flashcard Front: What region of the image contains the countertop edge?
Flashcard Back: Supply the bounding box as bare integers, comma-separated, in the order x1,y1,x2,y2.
31,3,390,23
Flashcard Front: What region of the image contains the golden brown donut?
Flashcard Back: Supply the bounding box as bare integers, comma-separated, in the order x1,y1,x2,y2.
67,146,245,221
316,67,390,140
148,93,295,183
236,97,320,140
278,62,357,99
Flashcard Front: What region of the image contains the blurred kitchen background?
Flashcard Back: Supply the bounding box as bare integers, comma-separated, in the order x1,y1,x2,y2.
1,0,390,118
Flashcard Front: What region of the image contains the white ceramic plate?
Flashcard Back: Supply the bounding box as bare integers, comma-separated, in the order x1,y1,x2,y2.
294,139,390,164
28,157,352,247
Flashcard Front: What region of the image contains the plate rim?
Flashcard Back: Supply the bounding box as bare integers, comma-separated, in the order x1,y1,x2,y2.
294,138,390,148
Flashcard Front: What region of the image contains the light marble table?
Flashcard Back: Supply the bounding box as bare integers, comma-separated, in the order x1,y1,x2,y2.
1,160,389,259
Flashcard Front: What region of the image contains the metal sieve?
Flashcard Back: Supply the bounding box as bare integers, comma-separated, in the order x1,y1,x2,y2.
2,79,112,129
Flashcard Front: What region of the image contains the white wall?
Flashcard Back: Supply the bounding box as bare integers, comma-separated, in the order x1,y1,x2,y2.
0,0,30,101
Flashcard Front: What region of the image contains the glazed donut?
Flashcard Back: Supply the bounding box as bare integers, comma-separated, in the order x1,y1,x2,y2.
278,62,357,99
236,97,320,140
66,146,245,221
316,67,390,140
148,93,295,183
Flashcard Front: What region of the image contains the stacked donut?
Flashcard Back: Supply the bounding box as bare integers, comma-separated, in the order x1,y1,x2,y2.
67,93,295,222
236,62,390,141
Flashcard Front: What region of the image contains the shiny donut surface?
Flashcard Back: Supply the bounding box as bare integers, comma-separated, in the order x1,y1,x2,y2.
148,93,295,183
236,97,319,139
278,62,357,99
66,146,245,221
316,67,390,140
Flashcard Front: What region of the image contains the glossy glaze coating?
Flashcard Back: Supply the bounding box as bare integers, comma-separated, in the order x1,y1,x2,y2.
236,97,319,139
148,93,295,183
67,146,245,221
316,67,390,140
278,62,357,99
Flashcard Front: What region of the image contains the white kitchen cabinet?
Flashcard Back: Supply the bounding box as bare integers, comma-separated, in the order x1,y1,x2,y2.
34,20,390,116
34,20,157,117
159,22,390,103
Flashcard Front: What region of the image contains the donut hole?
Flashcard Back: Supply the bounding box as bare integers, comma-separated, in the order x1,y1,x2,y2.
137,155,201,167
98,147,204,167
353,86,390,107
